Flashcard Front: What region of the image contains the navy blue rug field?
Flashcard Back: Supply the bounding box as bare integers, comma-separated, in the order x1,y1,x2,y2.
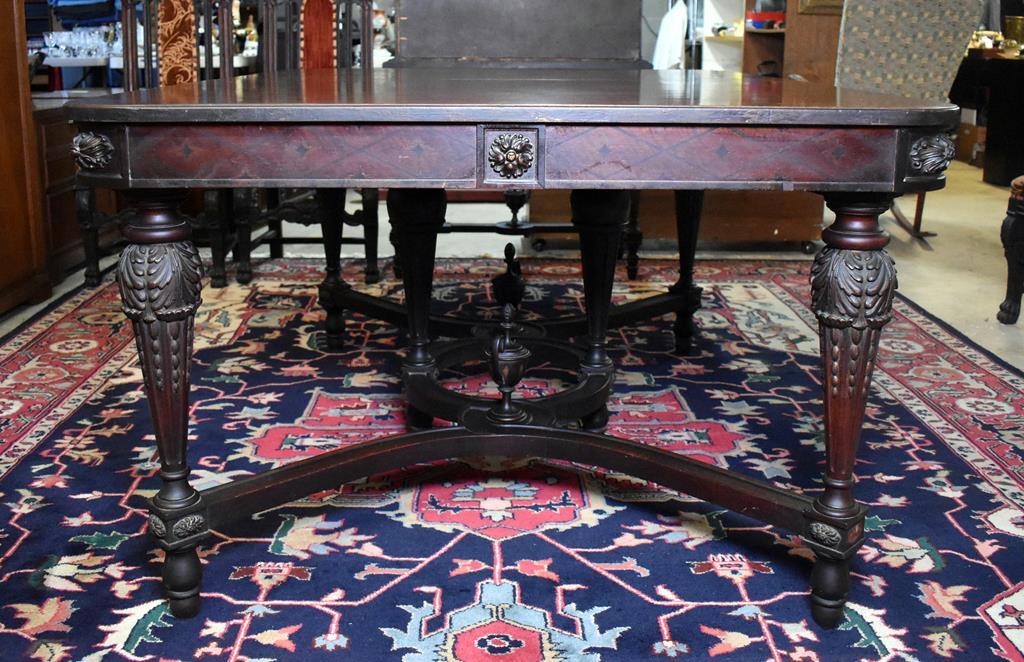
0,257,1023,661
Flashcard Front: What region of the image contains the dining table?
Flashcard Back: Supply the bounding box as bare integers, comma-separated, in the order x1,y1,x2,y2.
67,67,959,629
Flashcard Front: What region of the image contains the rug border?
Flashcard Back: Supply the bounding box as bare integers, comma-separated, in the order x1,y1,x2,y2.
0,273,98,347
892,290,1024,379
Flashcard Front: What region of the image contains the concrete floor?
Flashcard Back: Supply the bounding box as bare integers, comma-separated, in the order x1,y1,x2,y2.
2,160,1021,369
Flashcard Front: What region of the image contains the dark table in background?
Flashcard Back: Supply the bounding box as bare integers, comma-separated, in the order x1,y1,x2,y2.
950,51,1024,186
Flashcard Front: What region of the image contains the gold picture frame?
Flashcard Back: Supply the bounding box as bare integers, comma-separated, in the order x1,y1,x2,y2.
798,0,843,14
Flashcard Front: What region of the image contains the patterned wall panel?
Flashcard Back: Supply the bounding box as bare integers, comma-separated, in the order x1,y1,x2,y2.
836,0,983,102
157,0,198,86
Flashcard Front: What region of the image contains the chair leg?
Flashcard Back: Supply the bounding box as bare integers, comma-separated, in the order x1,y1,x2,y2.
624,190,642,280
318,189,349,351
671,190,704,354
361,188,381,284
267,189,284,259
204,191,229,288
77,188,103,287
232,190,253,284
390,225,403,279
998,191,1024,324
890,192,936,242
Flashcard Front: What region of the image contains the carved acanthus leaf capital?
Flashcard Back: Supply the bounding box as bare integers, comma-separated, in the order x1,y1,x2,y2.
117,242,204,323
810,247,897,329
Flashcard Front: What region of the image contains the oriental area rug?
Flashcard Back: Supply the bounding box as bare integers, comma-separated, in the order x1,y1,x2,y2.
0,257,1023,662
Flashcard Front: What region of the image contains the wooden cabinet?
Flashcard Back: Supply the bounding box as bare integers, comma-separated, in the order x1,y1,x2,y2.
0,0,50,314
33,98,119,284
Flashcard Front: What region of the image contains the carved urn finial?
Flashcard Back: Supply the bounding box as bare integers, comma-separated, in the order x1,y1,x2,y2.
488,133,534,179
487,304,531,424
492,243,526,309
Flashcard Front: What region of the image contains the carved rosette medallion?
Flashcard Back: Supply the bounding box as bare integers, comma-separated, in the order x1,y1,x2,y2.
172,513,207,539
909,134,955,176
72,132,115,170
809,521,842,547
488,133,534,179
149,514,167,538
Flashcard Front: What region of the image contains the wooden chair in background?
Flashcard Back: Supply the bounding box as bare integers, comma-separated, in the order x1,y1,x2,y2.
78,0,239,286
231,0,380,285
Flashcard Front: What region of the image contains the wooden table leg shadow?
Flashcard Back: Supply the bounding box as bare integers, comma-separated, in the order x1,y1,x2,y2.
117,188,896,627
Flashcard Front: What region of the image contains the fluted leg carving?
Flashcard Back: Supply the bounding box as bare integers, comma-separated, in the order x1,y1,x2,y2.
117,190,206,618
806,194,896,628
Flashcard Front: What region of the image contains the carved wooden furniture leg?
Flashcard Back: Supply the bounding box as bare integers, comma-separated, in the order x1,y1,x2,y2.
389,189,446,429
266,189,284,259
998,176,1024,324
670,190,704,353
202,190,230,288
360,188,381,284
572,190,629,431
232,190,253,285
77,187,103,287
807,194,896,628
624,190,643,280
117,190,206,618
317,189,349,351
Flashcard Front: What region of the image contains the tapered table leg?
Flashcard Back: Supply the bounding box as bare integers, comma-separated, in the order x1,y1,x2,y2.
389,189,446,429
670,190,704,353
624,190,643,280
317,189,349,351
572,190,629,431
806,194,896,628
117,190,206,618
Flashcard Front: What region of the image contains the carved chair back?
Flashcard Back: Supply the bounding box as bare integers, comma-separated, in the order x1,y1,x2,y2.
120,0,250,90
836,0,983,102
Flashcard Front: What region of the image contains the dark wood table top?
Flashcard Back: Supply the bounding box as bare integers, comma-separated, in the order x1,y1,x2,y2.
67,68,958,127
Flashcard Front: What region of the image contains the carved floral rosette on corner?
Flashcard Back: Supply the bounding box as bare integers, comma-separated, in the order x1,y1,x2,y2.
72,132,114,170
908,133,955,176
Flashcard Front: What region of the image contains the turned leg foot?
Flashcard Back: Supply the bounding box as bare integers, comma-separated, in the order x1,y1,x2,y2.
406,404,433,431
580,405,609,432
810,557,850,628
164,548,203,618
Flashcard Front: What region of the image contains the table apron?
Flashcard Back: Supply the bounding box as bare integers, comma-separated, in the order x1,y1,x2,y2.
74,122,943,192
